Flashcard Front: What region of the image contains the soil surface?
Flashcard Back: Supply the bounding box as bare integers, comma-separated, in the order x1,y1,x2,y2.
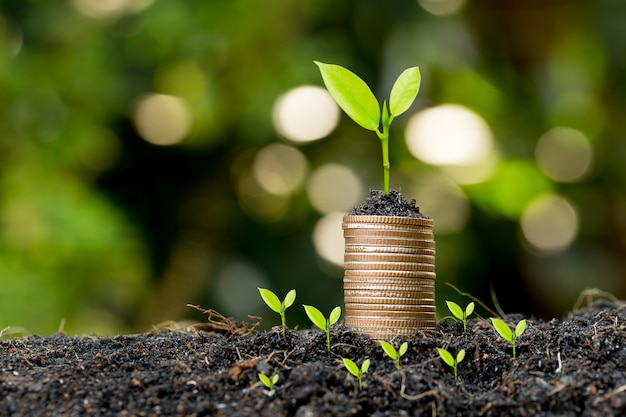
1,300,625,416
350,189,429,218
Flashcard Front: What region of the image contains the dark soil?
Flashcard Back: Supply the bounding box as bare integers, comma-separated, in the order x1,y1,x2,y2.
350,190,429,218
2,301,625,416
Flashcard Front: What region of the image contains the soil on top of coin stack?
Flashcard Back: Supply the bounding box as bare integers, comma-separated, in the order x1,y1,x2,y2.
350,189,429,218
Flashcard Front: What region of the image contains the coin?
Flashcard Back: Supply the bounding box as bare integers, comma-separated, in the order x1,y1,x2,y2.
343,215,433,227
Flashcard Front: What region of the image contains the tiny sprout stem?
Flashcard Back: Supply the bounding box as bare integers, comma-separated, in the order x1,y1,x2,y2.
326,325,331,352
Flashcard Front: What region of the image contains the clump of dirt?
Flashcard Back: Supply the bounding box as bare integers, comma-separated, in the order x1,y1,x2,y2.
1,301,625,416
350,189,429,218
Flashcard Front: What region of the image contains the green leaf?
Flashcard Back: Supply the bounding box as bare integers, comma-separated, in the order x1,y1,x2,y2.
342,357,360,376
515,319,527,338
361,359,371,373
329,306,342,325
456,349,466,363
258,373,272,388
303,305,327,330
491,318,513,342
258,288,281,314
399,342,409,356
315,61,380,132
437,348,455,367
389,66,420,117
446,301,464,321
382,99,390,130
271,374,279,384
284,289,296,309
465,302,475,317
380,341,397,359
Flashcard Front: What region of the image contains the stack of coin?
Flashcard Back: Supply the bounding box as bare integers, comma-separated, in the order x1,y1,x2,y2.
342,215,436,340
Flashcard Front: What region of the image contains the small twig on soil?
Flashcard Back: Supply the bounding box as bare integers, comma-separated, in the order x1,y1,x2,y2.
593,383,626,404
572,288,619,311
555,352,562,373
187,304,261,337
445,283,500,318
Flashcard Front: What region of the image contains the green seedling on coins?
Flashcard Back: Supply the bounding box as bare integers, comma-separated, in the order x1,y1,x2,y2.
258,373,279,396
342,358,370,391
491,318,527,358
380,341,409,372
258,288,296,336
303,305,341,352
315,61,421,195
437,347,465,381
446,300,475,332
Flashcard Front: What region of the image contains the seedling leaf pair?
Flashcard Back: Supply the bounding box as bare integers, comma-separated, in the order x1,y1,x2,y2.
437,348,465,381
342,357,370,391
258,288,296,336
258,373,279,396
315,61,421,194
491,318,527,358
446,301,475,332
304,305,341,352
380,341,408,371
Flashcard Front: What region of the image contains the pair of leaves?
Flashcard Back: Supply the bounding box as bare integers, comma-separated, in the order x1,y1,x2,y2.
258,288,296,314
437,348,466,367
258,373,279,396
446,301,475,321
491,318,527,343
315,61,421,133
342,358,370,377
303,305,341,331
380,341,408,361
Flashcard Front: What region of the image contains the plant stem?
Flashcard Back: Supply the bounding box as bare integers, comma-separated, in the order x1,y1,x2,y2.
281,313,286,336
380,136,390,195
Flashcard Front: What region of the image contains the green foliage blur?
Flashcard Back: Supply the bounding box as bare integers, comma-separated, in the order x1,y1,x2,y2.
1,0,626,335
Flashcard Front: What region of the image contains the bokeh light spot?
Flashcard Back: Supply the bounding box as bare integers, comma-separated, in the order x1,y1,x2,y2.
306,164,363,214
252,144,308,196
535,127,593,182
71,0,154,19
312,212,345,267
405,104,493,166
417,0,466,16
214,258,268,318
407,173,470,234
520,194,578,253
273,86,340,143
133,93,191,146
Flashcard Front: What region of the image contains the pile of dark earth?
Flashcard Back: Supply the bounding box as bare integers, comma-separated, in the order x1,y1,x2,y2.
350,190,429,218
2,300,625,416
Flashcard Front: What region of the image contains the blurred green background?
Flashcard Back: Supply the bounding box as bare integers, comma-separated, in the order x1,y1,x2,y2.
1,0,625,336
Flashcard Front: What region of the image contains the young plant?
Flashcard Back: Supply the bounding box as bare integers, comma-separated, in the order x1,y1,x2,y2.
437,347,465,381
342,358,370,391
491,318,527,358
258,373,279,396
380,341,408,372
303,305,341,352
446,300,475,332
315,61,421,195
258,288,296,336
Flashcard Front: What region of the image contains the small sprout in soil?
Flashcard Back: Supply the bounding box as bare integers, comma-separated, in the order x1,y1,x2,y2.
258,373,279,396
437,348,465,381
342,357,371,391
258,288,296,336
446,300,475,332
315,61,420,195
303,305,341,352
491,318,527,358
380,341,409,372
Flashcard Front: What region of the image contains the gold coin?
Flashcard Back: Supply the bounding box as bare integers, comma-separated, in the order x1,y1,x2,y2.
343,253,435,264
344,237,436,251
343,215,433,227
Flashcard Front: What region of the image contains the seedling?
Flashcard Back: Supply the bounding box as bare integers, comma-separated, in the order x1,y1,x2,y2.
258,288,296,336
446,300,475,332
315,61,421,195
380,341,409,372
258,373,279,396
437,347,465,381
303,305,341,352
342,357,370,391
491,318,527,358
